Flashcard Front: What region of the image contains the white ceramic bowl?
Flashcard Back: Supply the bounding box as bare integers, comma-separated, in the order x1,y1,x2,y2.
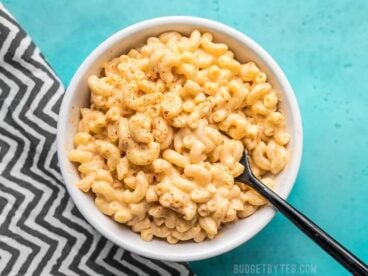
57,16,303,262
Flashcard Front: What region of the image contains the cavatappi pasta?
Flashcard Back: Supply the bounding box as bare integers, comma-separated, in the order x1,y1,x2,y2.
68,30,290,243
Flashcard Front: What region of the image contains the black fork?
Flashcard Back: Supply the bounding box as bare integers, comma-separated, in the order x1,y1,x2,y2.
236,153,368,275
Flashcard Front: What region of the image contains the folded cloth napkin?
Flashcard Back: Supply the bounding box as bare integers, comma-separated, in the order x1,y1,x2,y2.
0,5,192,276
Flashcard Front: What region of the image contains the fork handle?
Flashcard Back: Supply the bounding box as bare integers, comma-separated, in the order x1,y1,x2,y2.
245,175,368,275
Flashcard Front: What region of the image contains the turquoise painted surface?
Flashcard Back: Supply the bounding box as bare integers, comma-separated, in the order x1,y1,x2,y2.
3,0,367,275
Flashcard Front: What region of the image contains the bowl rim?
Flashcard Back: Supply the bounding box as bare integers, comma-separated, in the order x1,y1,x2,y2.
57,15,303,262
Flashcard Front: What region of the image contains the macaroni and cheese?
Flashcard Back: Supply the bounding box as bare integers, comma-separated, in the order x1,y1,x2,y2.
68,30,290,243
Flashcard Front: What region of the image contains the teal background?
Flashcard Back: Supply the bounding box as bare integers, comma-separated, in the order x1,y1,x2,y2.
3,0,367,275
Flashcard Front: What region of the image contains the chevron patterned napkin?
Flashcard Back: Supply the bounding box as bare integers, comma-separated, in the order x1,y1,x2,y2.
0,5,192,276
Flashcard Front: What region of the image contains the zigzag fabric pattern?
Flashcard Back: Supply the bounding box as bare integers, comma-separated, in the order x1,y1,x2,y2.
0,5,193,276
